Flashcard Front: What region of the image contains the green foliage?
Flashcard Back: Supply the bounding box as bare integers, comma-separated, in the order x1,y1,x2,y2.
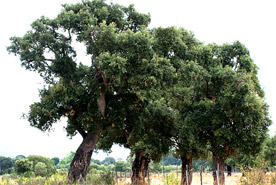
23,171,35,178
263,135,276,166
162,172,180,185
163,165,179,173
51,157,60,166
57,151,75,169
7,0,153,138
236,154,261,168
0,156,15,174
155,27,207,165
34,162,47,177
88,158,132,173
224,144,269,170
95,26,179,168
7,2,163,178
27,155,55,176
56,168,68,176
201,42,271,157
192,160,212,172
149,162,162,173
171,41,271,171
99,171,115,185
225,156,237,167
15,159,32,174
91,159,101,165
101,157,116,165
7,0,271,180
162,154,181,166
0,172,116,185
88,163,109,173
15,155,26,160
114,161,130,172
239,164,271,185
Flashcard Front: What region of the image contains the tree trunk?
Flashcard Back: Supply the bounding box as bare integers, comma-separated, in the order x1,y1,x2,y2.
68,131,100,182
227,166,231,176
212,155,225,185
68,76,106,182
131,152,150,185
181,155,193,185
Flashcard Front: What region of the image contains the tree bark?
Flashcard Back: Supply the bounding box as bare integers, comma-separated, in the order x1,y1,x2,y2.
131,152,150,185
68,131,100,182
181,155,193,185
68,73,106,182
212,155,225,185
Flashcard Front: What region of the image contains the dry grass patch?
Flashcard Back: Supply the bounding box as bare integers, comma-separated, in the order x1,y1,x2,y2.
117,172,242,185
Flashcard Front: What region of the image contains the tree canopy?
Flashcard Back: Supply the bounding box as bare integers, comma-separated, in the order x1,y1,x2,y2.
27,155,55,176
34,162,48,177
101,157,115,165
0,156,15,174
15,159,33,175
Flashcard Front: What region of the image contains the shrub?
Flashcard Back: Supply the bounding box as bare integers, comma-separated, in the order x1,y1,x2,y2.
163,172,180,185
15,159,32,174
23,171,35,178
239,164,275,185
34,162,47,177
86,171,115,185
100,171,116,185
27,155,55,176
56,168,68,176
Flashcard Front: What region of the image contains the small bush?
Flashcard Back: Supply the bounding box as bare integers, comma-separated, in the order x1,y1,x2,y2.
163,172,180,185
100,171,115,185
15,159,32,174
35,162,47,177
86,171,115,185
56,168,68,176
23,171,35,178
239,165,274,185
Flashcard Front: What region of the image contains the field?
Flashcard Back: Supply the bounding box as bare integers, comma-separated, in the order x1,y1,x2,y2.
116,172,242,185
2,171,275,185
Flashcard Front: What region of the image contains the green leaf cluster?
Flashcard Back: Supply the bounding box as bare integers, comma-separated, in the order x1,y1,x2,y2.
15,159,33,174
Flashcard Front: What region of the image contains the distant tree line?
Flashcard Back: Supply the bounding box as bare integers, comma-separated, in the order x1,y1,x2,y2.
2,136,276,177
0,155,54,177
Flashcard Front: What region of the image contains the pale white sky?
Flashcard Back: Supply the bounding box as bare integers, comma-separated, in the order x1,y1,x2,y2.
0,0,276,160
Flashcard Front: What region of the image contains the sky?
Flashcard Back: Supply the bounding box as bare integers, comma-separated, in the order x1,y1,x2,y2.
0,0,276,161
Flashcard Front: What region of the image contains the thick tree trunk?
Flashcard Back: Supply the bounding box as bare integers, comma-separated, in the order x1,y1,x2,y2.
131,152,150,185
212,155,225,185
68,73,106,182
68,132,100,182
180,155,193,185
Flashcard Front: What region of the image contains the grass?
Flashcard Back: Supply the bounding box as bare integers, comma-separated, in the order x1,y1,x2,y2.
1,171,276,184
0,172,114,185
115,172,241,184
